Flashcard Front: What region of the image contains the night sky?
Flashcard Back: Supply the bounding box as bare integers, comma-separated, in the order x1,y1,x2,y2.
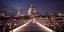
0,0,64,15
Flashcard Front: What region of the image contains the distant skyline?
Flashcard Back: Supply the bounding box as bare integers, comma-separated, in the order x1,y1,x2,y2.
0,0,64,15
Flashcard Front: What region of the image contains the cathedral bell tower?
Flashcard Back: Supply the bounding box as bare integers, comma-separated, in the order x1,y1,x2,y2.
17,10,21,16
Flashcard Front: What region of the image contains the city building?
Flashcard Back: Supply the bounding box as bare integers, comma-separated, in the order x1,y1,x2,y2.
0,11,6,17
0,5,64,21
17,10,21,16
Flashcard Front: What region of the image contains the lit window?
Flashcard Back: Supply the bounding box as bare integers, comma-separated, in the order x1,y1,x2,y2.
44,18,46,19
58,17,62,18
40,18,43,19
63,14,64,16
51,20,53,21
46,18,48,19
51,18,53,19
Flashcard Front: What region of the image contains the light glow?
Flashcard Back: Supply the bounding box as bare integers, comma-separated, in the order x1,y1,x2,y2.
10,21,30,32
36,22,55,32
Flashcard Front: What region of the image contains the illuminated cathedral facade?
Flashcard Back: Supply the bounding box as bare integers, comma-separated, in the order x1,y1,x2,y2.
28,4,36,15
16,4,36,19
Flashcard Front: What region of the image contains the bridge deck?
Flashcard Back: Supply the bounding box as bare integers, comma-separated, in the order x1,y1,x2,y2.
10,21,55,32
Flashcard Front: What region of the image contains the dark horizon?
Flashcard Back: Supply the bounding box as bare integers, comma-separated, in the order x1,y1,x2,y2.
0,0,64,15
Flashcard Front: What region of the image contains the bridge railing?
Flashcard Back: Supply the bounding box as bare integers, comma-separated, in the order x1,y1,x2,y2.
35,19,64,32
3,19,30,32
2,19,64,32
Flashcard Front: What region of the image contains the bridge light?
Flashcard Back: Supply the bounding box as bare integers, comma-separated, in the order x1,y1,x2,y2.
36,22,55,32
10,22,30,32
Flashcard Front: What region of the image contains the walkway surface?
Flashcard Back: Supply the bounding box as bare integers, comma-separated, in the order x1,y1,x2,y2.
10,21,54,32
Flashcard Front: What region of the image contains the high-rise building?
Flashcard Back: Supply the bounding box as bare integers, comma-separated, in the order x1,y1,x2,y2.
45,12,48,16
28,4,36,15
0,11,6,16
17,10,21,16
